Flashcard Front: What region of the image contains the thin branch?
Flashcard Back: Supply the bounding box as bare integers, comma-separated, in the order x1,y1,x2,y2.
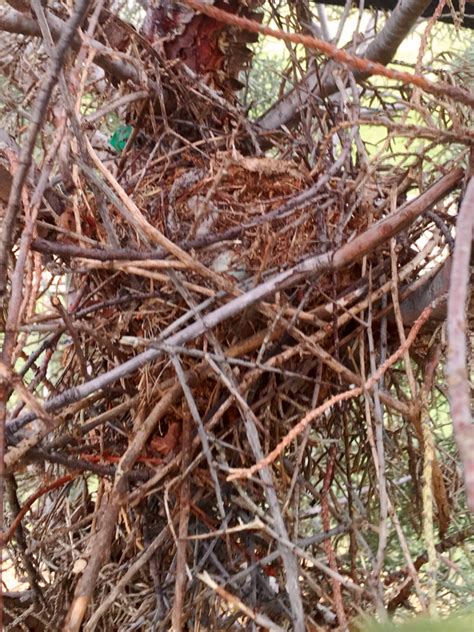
171,417,192,632
183,0,473,108
197,571,287,632
64,382,183,631
206,356,306,630
254,0,471,130
0,5,159,91
171,354,225,518
227,304,433,480
83,524,172,630
0,475,75,546
0,0,93,295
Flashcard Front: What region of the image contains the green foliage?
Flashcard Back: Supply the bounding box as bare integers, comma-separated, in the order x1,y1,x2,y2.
243,39,289,118
365,611,474,632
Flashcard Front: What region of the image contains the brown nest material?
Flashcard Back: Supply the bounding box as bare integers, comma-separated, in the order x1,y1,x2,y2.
2,22,471,632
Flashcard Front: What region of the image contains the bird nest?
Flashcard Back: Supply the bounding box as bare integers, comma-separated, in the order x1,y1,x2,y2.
2,30,470,632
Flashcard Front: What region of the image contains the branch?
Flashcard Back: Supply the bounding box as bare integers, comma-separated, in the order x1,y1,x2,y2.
183,0,473,106
313,0,474,30
0,0,93,296
258,0,439,131
0,5,157,90
227,304,433,480
63,382,183,632
0,474,75,546
446,175,474,512
386,524,474,611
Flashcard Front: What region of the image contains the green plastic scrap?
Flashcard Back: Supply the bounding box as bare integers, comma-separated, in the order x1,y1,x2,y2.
109,125,132,152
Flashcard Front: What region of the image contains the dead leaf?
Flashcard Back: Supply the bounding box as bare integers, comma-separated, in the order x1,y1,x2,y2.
149,421,181,456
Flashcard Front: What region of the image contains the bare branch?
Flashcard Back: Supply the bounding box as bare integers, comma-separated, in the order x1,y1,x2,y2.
0,5,158,89
446,176,474,512
0,0,93,295
259,0,440,131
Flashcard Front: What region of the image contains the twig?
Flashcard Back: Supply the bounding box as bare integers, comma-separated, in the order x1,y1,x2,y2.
0,0,92,295
83,524,172,630
387,525,474,612
227,304,433,480
170,354,225,519
420,391,438,616
197,571,287,632
206,357,306,631
171,417,192,632
1,474,75,546
0,5,161,92
64,382,183,632
321,443,348,628
51,296,89,380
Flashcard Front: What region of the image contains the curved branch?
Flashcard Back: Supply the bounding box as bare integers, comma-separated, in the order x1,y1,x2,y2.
363,0,433,64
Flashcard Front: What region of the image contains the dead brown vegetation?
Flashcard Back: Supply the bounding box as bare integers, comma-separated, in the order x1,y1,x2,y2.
0,1,473,630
